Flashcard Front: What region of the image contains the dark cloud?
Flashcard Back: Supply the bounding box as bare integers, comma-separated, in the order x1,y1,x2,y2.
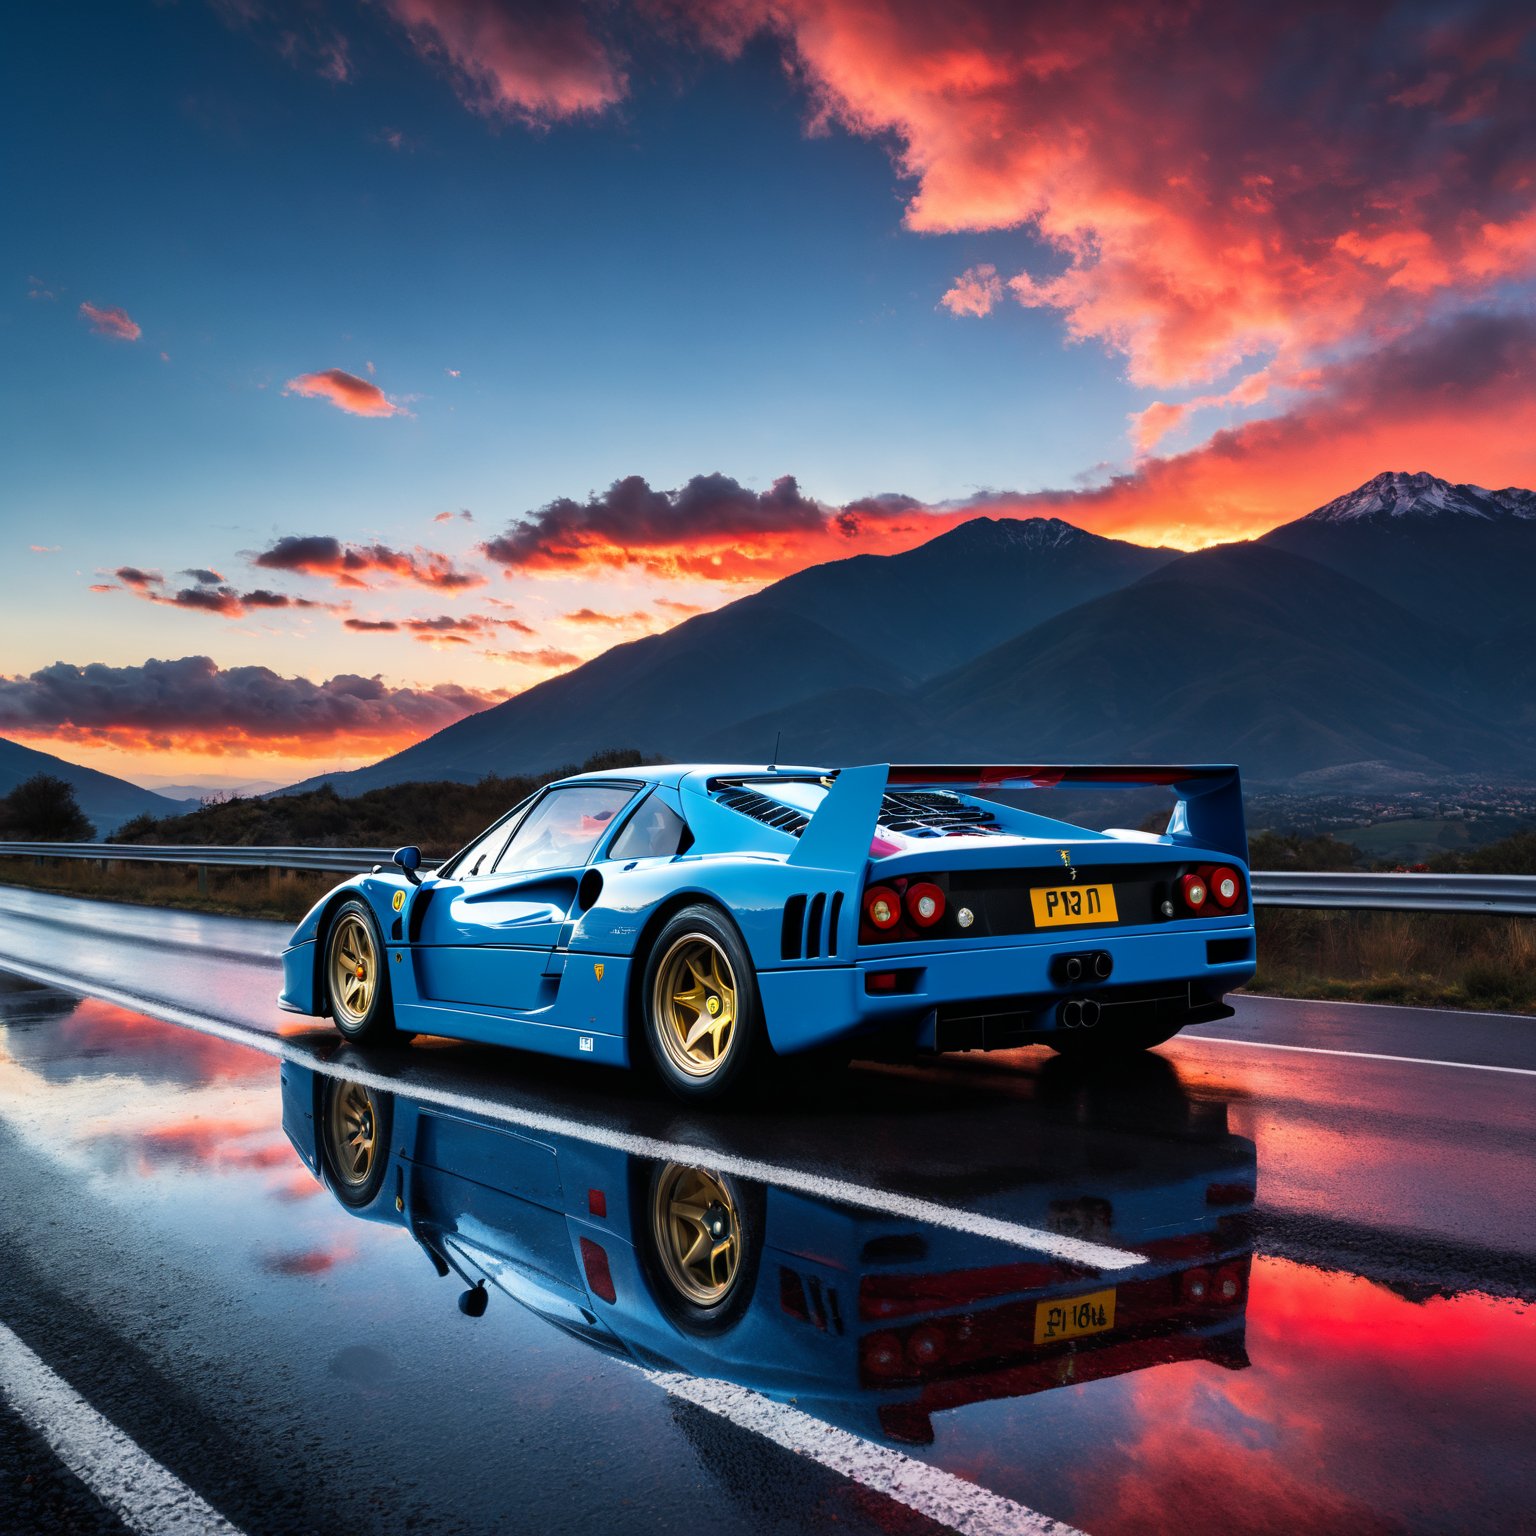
0,656,499,755
252,535,484,590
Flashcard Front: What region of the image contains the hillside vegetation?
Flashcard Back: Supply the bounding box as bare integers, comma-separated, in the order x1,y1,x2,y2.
107,749,645,856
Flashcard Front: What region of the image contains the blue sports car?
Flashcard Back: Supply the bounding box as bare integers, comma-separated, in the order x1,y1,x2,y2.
278,762,1257,1098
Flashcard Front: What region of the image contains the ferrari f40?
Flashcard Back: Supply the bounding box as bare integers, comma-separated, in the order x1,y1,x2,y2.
278,763,1257,1098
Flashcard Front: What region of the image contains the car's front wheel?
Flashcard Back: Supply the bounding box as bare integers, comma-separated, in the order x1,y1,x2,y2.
319,1078,392,1207
641,905,763,1100
324,899,398,1043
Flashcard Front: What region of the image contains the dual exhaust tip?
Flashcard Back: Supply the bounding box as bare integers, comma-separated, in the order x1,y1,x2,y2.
1060,997,1102,1029
1054,948,1112,1029
1050,949,1113,987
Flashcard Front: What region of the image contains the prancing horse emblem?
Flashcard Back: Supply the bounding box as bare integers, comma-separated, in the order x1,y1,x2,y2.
1059,849,1077,881
593,962,604,981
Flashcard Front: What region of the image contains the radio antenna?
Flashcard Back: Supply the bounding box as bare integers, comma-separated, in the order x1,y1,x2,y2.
769,730,781,771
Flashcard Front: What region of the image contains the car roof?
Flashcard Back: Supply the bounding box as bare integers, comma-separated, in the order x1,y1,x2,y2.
551,764,829,790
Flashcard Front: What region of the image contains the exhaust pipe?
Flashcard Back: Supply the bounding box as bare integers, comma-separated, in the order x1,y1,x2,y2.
1080,998,1101,1027
1061,999,1083,1028
1064,956,1084,983
1093,952,1112,980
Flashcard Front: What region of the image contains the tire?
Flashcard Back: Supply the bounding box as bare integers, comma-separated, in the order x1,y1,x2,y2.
640,904,764,1100
323,899,398,1043
319,1078,393,1208
641,1161,762,1335
1047,1015,1186,1058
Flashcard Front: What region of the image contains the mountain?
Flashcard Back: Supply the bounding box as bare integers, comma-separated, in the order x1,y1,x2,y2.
703,544,1530,779
0,738,195,837
275,474,1536,798
281,517,1176,795
1260,470,1536,635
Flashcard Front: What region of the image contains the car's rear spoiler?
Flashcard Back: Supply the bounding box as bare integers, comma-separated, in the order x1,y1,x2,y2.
788,762,1248,870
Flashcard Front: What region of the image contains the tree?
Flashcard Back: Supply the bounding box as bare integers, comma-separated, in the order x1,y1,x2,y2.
0,774,96,841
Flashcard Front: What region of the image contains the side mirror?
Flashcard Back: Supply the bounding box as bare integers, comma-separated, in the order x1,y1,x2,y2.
393,844,422,885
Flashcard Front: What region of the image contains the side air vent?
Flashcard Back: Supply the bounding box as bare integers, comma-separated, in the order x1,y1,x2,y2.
781,895,808,959
716,786,811,835
781,890,841,960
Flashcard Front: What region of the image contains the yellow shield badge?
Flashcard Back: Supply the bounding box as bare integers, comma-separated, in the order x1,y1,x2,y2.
392,890,405,911
594,962,605,981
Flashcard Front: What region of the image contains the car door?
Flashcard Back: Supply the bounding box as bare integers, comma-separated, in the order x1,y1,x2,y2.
412,783,639,1016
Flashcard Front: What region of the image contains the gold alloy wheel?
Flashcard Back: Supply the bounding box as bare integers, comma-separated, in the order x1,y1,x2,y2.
651,1164,742,1307
327,1081,379,1190
652,932,737,1077
329,912,376,1028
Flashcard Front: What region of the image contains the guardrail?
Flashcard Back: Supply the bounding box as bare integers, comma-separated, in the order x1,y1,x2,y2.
2,843,1535,914
1249,871,1536,915
0,842,404,876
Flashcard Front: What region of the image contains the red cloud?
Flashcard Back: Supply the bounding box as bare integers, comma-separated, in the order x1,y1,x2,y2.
563,607,656,628
472,310,1536,567
940,264,1003,318
283,368,403,418
253,535,485,591
692,2,1536,391
488,646,583,669
79,302,141,341
383,0,625,124
0,656,500,760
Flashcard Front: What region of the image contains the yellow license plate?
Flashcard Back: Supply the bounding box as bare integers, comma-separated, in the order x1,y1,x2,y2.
1034,1287,1117,1345
1030,883,1119,927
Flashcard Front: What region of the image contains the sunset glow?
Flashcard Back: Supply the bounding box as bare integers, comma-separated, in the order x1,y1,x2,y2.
5,1,1535,780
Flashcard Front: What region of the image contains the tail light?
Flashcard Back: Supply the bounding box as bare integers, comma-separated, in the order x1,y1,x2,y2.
906,882,945,927
1209,866,1242,909
1180,1266,1211,1305
864,886,902,930
1178,873,1208,911
861,1332,905,1378
1212,1264,1244,1304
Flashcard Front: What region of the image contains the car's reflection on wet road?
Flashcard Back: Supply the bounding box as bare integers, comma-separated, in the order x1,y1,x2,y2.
0,969,1532,1535
282,1057,1256,1452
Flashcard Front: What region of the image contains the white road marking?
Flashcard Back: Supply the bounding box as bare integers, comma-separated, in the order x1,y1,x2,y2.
0,1318,245,1536
0,957,1146,1271
646,1369,1085,1536
1178,1033,1536,1077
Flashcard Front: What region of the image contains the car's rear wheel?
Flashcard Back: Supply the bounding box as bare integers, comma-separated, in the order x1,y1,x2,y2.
641,905,762,1100
642,1161,761,1333
319,1078,392,1207
324,900,397,1043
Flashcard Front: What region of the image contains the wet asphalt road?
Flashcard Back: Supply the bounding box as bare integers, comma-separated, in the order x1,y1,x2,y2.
0,884,1532,1536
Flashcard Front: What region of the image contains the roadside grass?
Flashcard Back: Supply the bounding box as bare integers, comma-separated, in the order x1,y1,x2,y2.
5,859,1533,1015
1248,908,1536,1015
0,856,334,923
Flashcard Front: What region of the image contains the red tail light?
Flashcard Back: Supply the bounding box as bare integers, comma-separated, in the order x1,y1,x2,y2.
1212,1264,1244,1304
1209,866,1242,909
579,1237,616,1303
906,882,945,927
864,886,902,930
861,1332,905,1378
1180,1266,1211,1304
1178,873,1208,911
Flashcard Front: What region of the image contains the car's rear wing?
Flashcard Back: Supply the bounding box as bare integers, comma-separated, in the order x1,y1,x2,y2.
788,762,1248,871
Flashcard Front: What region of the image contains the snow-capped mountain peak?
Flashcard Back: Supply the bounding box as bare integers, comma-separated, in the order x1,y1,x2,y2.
1303,470,1536,524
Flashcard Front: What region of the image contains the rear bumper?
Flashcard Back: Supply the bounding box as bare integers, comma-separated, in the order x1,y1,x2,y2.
279,939,320,1015
757,923,1255,1054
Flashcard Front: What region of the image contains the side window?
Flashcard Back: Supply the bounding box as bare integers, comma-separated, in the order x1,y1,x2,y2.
609,799,688,860
452,817,517,879
493,785,635,874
